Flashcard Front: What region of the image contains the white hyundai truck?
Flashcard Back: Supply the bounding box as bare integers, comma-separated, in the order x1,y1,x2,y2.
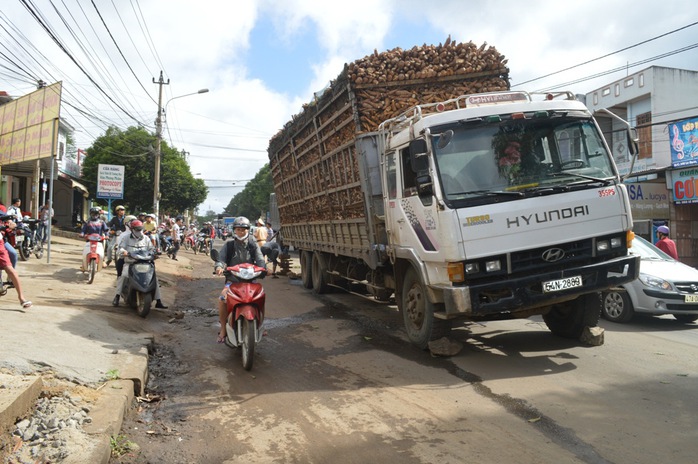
269,46,639,348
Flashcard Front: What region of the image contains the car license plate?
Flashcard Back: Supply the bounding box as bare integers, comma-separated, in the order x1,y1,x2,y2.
543,275,582,293
685,294,698,303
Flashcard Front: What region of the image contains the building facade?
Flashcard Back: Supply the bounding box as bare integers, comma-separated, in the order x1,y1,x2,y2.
586,66,698,267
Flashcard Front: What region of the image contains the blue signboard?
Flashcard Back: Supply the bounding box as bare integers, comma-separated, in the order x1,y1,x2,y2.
669,118,698,167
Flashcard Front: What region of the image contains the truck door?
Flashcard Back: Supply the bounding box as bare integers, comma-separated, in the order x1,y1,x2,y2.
384,145,440,256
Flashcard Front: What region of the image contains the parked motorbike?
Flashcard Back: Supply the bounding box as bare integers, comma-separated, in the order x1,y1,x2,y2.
82,234,105,284
120,248,158,318
211,249,267,370
18,218,43,260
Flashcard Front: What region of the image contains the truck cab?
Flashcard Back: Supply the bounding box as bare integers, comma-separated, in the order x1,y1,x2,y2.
380,91,640,347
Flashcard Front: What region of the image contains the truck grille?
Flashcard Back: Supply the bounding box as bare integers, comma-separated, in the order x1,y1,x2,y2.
510,238,593,274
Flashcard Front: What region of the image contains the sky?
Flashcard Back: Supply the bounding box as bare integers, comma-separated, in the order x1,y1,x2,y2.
2,0,697,214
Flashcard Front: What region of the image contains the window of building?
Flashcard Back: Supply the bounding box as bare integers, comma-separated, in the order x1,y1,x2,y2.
624,78,634,87
593,93,598,105
615,83,620,96
639,74,644,87
602,87,611,96
636,112,652,159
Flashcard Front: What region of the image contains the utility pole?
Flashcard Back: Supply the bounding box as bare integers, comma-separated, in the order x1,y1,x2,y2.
152,71,169,220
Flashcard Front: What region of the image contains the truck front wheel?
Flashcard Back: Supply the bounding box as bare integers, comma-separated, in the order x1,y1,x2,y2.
543,292,601,339
402,268,451,349
300,251,313,289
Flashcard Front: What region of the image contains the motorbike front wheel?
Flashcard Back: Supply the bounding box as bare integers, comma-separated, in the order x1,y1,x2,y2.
33,241,44,259
136,292,152,318
183,240,191,251
240,318,255,371
87,258,97,284
193,243,199,255
19,239,31,261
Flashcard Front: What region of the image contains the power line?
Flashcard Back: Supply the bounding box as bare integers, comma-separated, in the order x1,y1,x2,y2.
513,20,698,88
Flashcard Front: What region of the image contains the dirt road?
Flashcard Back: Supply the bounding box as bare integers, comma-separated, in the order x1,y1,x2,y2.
110,250,698,464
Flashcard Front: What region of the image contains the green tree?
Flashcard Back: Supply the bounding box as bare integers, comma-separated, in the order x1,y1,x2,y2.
223,164,272,220
80,126,207,215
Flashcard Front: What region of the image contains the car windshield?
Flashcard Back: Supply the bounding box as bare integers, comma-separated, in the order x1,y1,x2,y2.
431,113,617,205
631,236,676,261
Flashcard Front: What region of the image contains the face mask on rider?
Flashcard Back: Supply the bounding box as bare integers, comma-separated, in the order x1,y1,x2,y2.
132,229,144,240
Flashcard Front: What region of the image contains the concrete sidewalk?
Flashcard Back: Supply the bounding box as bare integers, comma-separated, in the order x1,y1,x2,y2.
0,231,183,463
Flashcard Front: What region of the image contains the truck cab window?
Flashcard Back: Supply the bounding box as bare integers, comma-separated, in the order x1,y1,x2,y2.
401,147,418,196
386,153,397,199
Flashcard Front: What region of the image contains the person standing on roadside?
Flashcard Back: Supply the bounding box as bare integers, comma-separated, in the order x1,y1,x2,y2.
7,198,23,224
655,225,678,260
169,216,183,260
38,202,54,244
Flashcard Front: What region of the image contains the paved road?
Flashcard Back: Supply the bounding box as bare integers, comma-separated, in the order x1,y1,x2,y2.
110,250,698,464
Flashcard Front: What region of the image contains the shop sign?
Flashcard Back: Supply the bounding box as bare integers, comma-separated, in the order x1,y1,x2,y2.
669,118,698,167
626,182,670,219
669,166,698,204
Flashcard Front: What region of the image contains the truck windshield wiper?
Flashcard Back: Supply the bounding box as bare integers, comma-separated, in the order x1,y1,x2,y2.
457,189,525,197
550,172,615,185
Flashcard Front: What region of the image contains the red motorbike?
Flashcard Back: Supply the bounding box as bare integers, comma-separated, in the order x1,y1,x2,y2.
211,250,267,370
82,234,105,284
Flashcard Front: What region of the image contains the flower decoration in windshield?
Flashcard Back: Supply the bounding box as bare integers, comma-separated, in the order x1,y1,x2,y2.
492,131,537,185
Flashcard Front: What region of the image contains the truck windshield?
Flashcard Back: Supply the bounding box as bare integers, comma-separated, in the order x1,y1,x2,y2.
431,116,616,204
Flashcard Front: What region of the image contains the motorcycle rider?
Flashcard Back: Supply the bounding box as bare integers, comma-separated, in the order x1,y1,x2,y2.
79,207,108,272
106,205,127,266
200,221,215,250
115,215,137,277
213,216,265,343
112,220,168,309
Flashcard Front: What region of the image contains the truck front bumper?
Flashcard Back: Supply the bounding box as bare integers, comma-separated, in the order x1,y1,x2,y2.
436,254,640,317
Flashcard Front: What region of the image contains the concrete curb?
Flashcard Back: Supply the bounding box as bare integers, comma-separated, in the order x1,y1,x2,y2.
0,374,43,438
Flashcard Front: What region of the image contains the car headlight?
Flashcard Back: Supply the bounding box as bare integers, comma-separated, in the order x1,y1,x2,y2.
638,273,672,290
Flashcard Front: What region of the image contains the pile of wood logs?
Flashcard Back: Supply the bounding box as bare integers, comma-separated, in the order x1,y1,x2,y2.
269,38,510,224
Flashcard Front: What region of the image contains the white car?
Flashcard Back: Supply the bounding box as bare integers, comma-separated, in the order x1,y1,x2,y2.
602,236,698,323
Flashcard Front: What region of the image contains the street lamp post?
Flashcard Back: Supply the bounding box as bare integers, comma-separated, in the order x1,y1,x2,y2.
152,72,208,220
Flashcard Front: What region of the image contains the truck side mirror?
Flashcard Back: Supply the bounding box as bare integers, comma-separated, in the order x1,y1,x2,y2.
409,139,429,172
627,128,639,156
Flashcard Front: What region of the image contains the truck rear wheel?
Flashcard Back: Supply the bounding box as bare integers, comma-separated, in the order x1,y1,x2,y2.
401,267,451,349
300,251,313,289
543,292,601,339
311,252,330,294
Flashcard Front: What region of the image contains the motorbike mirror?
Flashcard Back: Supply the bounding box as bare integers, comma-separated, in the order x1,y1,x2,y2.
210,248,220,262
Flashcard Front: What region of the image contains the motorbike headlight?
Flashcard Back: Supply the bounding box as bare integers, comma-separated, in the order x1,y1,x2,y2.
638,273,672,290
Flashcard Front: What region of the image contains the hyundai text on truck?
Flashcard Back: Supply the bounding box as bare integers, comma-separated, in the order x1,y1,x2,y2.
268,41,640,348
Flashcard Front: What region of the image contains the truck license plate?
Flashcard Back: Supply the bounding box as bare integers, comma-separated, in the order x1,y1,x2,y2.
543,275,582,293
685,294,698,303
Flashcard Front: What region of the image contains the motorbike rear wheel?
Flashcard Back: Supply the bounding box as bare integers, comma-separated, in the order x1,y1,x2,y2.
193,242,199,255
87,259,97,284
136,292,152,318
241,318,255,371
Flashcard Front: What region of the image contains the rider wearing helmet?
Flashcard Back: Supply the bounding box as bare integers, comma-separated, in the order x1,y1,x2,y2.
80,207,108,272
213,216,265,343
112,220,168,309
106,205,127,266
655,225,678,260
